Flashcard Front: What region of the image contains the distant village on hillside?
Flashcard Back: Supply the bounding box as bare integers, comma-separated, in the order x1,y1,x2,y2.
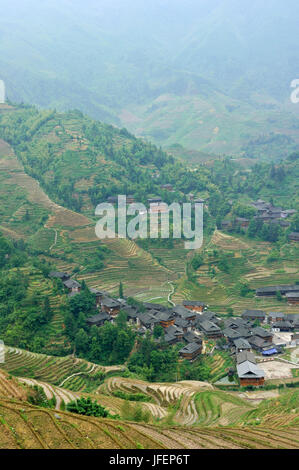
105,194,299,242
222,199,298,241
50,271,299,388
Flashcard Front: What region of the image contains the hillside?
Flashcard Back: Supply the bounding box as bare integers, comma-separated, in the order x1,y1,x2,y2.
0,103,298,310
0,1,299,158
1,367,299,448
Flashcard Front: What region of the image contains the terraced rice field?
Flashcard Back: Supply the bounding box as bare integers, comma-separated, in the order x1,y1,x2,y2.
204,353,234,383
1,395,298,449
174,229,299,314
101,376,248,426
239,390,299,429
1,367,299,448
2,347,108,392
17,377,80,410
75,237,176,299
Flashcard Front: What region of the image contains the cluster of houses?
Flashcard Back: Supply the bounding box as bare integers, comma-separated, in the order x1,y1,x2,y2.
256,284,299,305
49,270,299,387
221,199,297,233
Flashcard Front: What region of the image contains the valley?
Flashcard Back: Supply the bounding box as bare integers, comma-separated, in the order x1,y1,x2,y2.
0,103,298,449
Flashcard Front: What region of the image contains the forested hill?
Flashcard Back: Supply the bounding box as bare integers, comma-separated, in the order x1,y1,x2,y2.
0,103,298,219
0,105,177,213
1,1,299,157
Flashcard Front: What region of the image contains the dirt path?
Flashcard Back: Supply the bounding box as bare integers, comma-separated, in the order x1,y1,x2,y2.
167,281,175,306
48,228,58,251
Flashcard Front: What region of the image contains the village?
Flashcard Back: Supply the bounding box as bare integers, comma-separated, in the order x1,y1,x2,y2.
50,270,299,388
107,194,299,242
221,199,298,240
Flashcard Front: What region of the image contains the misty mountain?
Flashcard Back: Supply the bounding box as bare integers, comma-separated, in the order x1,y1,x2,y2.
0,0,298,156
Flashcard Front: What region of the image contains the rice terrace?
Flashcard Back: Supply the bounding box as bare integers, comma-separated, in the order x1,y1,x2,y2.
0,0,299,457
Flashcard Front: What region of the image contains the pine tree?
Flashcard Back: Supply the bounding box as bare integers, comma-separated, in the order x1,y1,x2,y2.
119,281,124,298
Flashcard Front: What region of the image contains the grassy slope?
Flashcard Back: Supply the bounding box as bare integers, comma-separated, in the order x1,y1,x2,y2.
0,105,298,308
173,230,299,314
1,368,299,449
121,93,299,158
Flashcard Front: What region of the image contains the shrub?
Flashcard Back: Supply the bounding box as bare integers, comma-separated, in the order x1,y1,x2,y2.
66,397,109,417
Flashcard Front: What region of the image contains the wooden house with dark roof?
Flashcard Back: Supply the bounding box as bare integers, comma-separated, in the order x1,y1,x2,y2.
233,338,252,353
236,351,256,365
272,321,294,332
199,321,222,339
248,335,273,353
224,317,252,329
237,361,265,387
172,305,196,321
251,327,273,342
122,307,139,324
156,310,175,328
223,328,245,342
242,309,266,321
235,217,250,229
179,342,202,361
286,292,299,305
86,312,111,327
256,285,299,297
182,300,206,313
268,312,285,323
101,297,121,316
164,325,184,342
289,232,299,242
63,279,81,294
89,288,109,307
221,220,232,230
138,312,156,329
196,311,218,326
174,317,189,333
49,271,70,281
183,332,203,344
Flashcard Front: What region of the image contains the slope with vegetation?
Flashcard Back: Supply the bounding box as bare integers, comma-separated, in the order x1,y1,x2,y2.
1,367,299,449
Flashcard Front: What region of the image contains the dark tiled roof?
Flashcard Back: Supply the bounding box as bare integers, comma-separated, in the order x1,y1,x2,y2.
234,326,252,337
248,336,273,349
143,302,165,311
268,312,285,320
182,300,206,307
174,317,189,328
183,332,202,344
251,327,273,339
165,325,183,337
223,328,242,339
179,342,202,355
86,312,111,324
156,311,175,322
89,288,108,296
273,321,293,329
236,351,256,365
200,321,221,333
237,361,265,379
63,279,81,289
102,297,120,308
286,292,299,298
234,338,251,349
242,309,266,318
49,271,69,279
256,285,299,295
